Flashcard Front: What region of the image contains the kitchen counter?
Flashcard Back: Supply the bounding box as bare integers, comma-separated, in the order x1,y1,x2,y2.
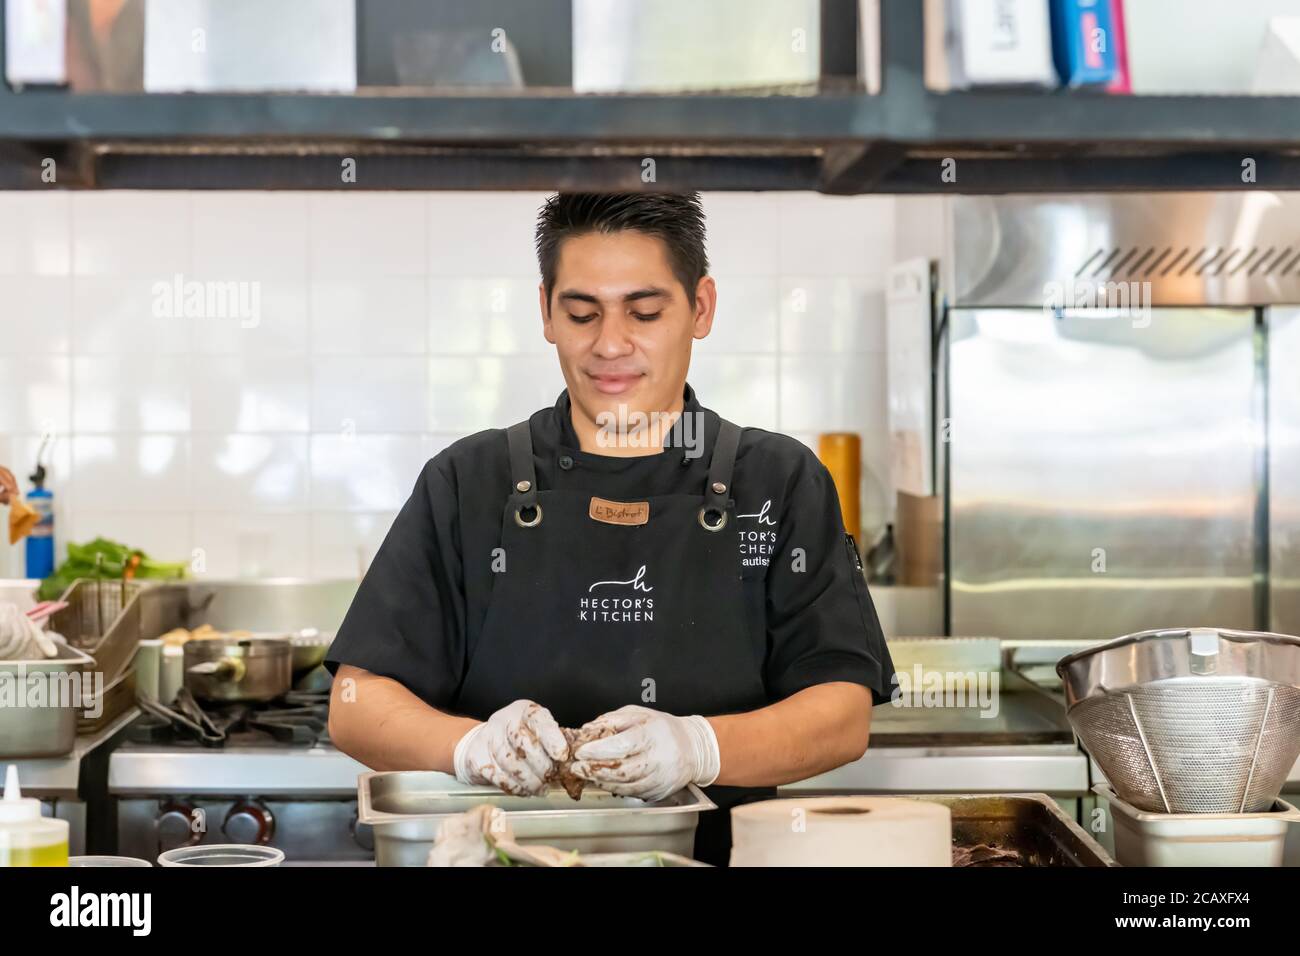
783,667,1088,796
109,740,367,796
786,742,1088,795
109,738,1091,799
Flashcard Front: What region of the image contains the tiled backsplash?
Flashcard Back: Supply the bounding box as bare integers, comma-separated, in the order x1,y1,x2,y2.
0,190,896,580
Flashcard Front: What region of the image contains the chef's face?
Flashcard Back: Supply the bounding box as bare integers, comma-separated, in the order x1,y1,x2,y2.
541,230,715,429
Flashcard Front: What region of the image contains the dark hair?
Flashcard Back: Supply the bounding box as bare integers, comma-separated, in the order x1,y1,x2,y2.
535,193,709,309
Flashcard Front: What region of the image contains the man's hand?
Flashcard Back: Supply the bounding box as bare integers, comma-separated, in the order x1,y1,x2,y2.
570,705,720,802
0,467,18,506
452,699,569,796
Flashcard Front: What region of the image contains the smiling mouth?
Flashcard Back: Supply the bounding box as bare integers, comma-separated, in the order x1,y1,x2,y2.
588,372,643,395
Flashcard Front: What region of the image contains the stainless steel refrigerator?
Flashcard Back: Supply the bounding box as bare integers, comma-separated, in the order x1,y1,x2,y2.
941,193,1300,641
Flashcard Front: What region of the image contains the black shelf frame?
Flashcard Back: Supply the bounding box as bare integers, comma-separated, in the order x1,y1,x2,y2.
2,0,1299,192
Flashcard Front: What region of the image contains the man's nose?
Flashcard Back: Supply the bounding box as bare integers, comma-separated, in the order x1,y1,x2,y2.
592,313,635,356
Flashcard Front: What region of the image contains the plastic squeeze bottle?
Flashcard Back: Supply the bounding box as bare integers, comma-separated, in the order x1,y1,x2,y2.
0,764,69,866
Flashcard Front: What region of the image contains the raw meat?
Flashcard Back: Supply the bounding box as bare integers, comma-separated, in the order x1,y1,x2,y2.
951,843,1026,867
548,725,618,800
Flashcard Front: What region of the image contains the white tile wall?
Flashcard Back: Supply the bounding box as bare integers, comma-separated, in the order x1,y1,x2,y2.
0,190,897,579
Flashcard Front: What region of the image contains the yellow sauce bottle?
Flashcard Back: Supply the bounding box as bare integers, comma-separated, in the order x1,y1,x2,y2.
0,764,69,866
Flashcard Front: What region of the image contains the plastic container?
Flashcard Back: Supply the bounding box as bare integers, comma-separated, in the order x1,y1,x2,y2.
160,644,183,704
23,486,54,580
69,856,151,867
133,639,163,700
157,844,284,867
0,765,69,866
1095,784,1300,867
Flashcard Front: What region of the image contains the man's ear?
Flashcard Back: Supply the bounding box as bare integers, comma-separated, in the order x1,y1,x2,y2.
540,282,556,344
692,276,717,340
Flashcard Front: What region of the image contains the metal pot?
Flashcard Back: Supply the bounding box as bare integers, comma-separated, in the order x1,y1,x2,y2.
289,627,334,675
183,637,291,702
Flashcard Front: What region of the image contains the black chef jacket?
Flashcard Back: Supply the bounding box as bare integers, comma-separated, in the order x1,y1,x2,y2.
326,383,896,856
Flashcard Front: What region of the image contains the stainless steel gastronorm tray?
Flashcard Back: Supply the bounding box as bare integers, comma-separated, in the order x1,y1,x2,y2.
0,646,97,758
357,771,716,867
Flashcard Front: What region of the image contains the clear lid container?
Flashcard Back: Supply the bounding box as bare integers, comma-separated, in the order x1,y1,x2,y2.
69,855,152,867
157,844,284,867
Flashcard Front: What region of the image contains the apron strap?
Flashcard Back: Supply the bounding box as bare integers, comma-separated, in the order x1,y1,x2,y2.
506,420,539,510
509,413,740,526
703,419,742,514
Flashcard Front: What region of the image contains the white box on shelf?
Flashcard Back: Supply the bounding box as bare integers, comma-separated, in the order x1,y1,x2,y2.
1253,18,1300,95
144,0,356,93
4,0,67,86
572,0,820,93
946,0,1057,89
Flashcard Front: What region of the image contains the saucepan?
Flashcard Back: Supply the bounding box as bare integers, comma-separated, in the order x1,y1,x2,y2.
183,635,292,703
288,627,334,675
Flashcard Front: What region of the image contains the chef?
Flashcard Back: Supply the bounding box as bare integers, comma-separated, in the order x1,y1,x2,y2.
326,192,895,865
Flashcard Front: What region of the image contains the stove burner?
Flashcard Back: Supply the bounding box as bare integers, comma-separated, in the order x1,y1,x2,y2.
133,687,331,748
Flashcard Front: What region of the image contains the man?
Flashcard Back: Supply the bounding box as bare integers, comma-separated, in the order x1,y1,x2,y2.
326,192,894,865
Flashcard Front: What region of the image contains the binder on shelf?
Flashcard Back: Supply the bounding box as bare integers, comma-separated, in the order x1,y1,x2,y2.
1105,0,1131,93
1049,0,1120,89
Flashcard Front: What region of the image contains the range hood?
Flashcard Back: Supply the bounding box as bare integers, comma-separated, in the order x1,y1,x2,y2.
951,192,1300,308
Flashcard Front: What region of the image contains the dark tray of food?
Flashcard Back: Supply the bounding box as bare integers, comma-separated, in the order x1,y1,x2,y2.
900,793,1116,867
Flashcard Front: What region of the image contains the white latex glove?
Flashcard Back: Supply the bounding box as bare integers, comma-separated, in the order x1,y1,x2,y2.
452,699,569,796
0,603,59,661
569,705,720,803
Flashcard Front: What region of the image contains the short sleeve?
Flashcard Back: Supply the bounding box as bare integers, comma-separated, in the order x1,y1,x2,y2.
763,451,895,706
324,455,468,710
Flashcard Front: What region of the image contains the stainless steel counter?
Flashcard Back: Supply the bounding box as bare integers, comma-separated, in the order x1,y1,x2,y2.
110,739,1089,800
785,743,1088,795
109,741,367,795
785,665,1088,796
102,639,1099,860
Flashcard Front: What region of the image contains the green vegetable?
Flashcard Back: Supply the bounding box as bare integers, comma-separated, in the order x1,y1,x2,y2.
38,536,188,601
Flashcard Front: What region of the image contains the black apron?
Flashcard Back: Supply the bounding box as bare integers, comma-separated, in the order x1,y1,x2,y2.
453,410,775,865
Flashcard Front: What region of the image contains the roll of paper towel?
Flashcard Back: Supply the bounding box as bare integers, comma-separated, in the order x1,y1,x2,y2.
730,797,952,867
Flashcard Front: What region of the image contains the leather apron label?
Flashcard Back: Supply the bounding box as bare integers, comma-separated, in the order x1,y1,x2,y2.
589,496,650,526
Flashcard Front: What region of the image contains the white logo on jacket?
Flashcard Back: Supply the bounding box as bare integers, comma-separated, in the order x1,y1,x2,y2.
588,564,654,593
736,499,777,526
579,564,655,624
737,499,778,568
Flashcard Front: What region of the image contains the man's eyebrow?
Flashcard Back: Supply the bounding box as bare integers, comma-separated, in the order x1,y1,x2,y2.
557,290,600,305
624,287,669,303
556,287,671,305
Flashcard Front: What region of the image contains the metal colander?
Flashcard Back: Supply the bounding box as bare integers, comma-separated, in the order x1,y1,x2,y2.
1057,628,1300,814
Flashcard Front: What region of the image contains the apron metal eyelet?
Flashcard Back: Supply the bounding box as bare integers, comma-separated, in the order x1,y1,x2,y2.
698,506,727,532
515,504,543,528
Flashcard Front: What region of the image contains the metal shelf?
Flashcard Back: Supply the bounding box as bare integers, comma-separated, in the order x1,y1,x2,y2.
2,0,1299,192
